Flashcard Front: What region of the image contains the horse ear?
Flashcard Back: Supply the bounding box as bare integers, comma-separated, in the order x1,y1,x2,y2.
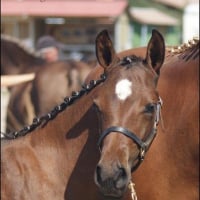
95,30,119,72
145,29,165,75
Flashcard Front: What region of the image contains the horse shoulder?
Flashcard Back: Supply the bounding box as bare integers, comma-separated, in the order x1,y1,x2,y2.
1,138,66,199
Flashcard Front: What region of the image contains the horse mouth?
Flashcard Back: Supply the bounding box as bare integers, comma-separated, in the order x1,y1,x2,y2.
100,189,125,199
94,163,130,199
103,194,124,200
97,179,127,199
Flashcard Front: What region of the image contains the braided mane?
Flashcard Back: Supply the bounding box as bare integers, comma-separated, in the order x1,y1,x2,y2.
166,37,199,54
166,37,199,61
1,74,106,140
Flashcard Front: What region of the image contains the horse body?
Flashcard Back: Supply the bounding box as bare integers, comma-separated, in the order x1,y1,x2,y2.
1,34,45,75
132,49,199,200
31,60,93,116
1,30,199,200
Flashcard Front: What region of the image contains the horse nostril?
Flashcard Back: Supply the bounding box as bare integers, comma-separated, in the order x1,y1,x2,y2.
95,164,128,190
115,167,128,189
118,167,127,179
96,165,102,184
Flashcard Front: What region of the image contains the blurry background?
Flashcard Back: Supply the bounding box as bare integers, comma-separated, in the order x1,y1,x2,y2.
1,0,199,60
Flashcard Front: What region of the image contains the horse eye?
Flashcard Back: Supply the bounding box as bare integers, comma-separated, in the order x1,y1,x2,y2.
144,103,155,113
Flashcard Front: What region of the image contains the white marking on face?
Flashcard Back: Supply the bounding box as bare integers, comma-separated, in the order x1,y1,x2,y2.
115,79,132,100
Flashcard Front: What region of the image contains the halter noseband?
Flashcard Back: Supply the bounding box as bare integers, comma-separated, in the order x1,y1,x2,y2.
97,97,162,171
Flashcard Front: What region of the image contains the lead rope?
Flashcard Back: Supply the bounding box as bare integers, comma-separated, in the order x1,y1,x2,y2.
128,181,138,200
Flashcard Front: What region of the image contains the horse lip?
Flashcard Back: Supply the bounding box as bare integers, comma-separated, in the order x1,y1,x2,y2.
98,184,126,199
102,191,124,199
103,195,123,200
94,164,131,198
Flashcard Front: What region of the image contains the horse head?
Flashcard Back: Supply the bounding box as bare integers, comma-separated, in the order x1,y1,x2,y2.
93,29,165,198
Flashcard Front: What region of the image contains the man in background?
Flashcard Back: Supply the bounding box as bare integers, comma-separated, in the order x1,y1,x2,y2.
36,35,61,63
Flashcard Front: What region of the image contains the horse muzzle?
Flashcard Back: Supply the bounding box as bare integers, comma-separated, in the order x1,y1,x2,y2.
94,162,130,198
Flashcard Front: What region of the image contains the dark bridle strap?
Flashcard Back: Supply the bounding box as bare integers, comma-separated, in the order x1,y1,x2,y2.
97,97,162,150
97,126,147,150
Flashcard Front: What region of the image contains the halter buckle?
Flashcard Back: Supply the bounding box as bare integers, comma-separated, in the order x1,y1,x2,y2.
155,97,162,126
139,148,145,161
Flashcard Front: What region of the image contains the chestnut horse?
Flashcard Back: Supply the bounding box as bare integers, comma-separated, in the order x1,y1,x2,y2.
1,29,165,200
85,35,199,199
1,34,94,131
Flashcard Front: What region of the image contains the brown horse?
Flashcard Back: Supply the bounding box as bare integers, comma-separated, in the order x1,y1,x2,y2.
31,60,93,116
1,29,165,199
85,35,199,199
132,39,199,200
1,34,45,75
1,34,94,131
7,60,93,128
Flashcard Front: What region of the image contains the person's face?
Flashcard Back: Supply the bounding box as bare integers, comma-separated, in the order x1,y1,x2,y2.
43,47,59,62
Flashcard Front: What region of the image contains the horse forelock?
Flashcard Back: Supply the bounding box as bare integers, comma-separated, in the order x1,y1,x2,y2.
120,55,143,67
1,34,41,59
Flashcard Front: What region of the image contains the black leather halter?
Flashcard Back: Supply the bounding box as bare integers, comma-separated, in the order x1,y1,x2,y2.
97,97,162,172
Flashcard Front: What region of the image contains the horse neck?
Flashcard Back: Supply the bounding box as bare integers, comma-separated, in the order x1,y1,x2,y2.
29,89,100,153
3,88,101,196
132,55,199,199
1,42,46,75
156,51,199,176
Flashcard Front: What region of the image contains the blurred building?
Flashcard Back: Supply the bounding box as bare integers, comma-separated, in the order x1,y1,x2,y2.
129,0,199,46
183,2,199,42
1,0,199,57
1,0,129,59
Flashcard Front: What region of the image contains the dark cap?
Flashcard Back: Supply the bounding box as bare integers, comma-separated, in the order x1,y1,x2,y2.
36,35,59,51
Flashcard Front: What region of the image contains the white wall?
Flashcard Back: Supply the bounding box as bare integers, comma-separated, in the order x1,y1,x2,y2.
115,13,132,52
183,3,199,42
1,87,10,133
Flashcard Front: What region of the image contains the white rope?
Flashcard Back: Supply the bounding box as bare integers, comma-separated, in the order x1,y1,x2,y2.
128,180,138,200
